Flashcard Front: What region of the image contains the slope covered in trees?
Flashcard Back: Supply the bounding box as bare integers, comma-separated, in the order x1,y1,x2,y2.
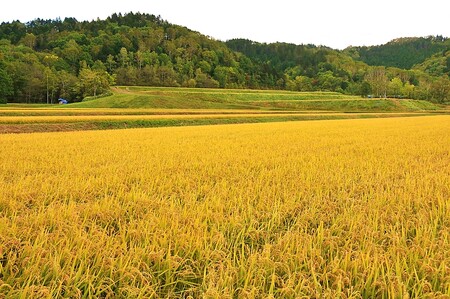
0,13,448,105
345,36,450,69
413,50,450,77
226,39,449,102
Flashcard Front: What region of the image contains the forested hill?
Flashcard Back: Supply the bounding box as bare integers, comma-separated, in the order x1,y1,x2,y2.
225,39,332,77
0,12,448,104
345,36,450,69
413,50,450,77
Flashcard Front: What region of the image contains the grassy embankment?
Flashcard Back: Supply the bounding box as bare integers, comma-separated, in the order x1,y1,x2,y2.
75,86,441,111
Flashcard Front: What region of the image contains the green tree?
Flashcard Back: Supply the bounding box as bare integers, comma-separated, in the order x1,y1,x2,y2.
197,60,211,74
61,39,83,73
317,71,342,91
359,81,372,97
430,77,450,103
365,67,388,98
195,68,219,88
158,53,171,66
402,82,415,98
106,54,116,72
388,77,403,98
157,66,178,86
213,66,228,88
56,70,78,100
287,76,312,91
138,65,157,85
0,67,13,103
77,67,111,97
202,50,219,67
19,33,37,49
118,47,129,67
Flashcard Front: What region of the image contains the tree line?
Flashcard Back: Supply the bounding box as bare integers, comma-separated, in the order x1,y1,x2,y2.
0,12,448,104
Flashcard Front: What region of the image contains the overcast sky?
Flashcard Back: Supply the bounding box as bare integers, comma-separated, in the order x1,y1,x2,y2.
0,0,448,49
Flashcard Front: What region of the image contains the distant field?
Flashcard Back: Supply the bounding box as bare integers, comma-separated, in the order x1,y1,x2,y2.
1,116,449,297
0,108,438,133
0,87,447,133
66,87,442,111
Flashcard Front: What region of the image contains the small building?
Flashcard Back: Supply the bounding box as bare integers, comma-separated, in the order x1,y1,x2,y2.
58,98,68,104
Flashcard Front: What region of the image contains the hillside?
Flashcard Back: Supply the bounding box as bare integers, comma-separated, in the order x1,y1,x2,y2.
413,50,450,77
0,13,448,105
345,36,449,69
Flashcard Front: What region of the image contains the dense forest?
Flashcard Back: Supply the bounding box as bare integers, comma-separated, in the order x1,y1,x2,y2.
345,36,450,69
0,12,448,104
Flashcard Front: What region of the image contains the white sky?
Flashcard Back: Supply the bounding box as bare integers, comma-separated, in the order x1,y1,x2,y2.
0,0,448,49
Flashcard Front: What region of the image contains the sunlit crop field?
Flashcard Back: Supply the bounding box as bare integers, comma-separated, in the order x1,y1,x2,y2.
0,112,426,124
0,112,376,124
1,106,437,134
1,116,449,298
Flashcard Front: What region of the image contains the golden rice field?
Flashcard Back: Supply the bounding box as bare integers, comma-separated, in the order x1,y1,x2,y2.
2,106,438,134
0,113,364,124
0,116,449,298
0,108,324,116
0,112,426,124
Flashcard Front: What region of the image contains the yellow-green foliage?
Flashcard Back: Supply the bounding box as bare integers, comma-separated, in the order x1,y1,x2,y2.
0,116,449,298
